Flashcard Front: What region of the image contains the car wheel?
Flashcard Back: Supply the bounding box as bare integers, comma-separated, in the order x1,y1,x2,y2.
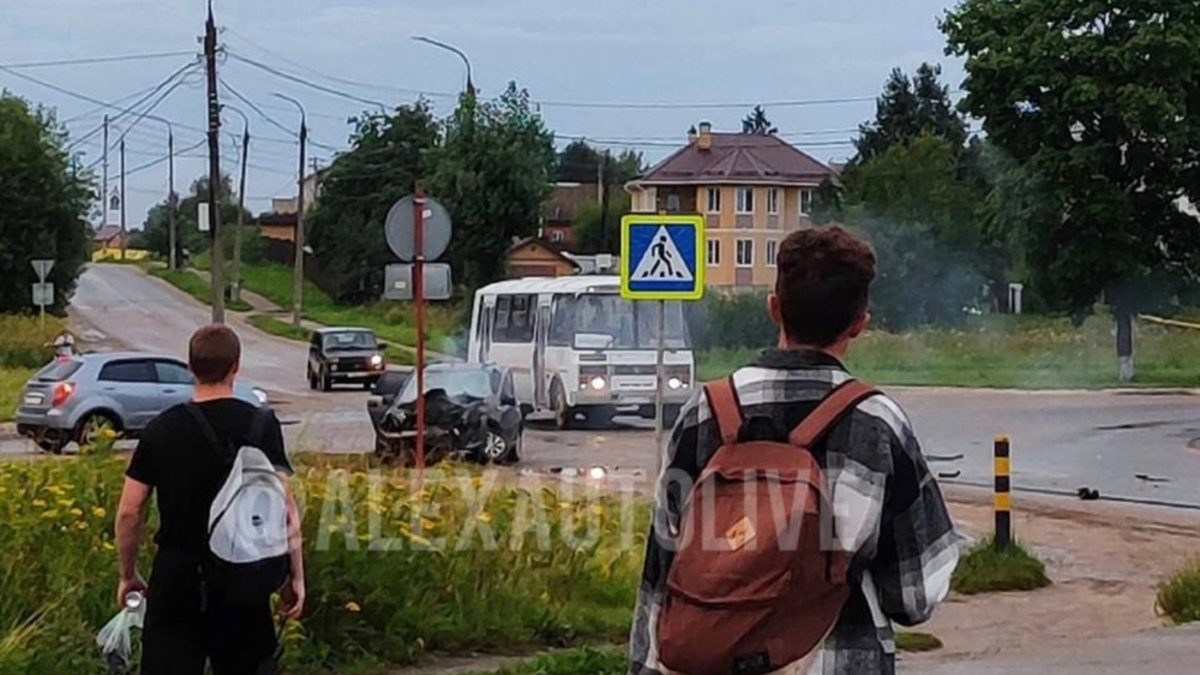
75,413,118,447
552,381,574,431
321,369,332,392
307,367,317,390
480,427,510,464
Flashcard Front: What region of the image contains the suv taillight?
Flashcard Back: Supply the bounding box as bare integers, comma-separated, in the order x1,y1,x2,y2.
52,382,76,407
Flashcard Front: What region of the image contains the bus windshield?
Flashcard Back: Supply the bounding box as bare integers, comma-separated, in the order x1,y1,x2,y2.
550,294,689,350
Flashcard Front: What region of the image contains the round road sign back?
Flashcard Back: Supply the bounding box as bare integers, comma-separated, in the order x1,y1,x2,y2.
385,195,453,262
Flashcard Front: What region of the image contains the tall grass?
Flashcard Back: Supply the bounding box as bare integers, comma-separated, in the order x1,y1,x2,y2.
0,456,646,675
1157,559,1200,625
696,314,1200,388
0,367,37,422
952,538,1050,595
0,314,63,368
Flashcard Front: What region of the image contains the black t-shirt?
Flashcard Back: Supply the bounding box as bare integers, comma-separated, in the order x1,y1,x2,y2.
126,398,292,553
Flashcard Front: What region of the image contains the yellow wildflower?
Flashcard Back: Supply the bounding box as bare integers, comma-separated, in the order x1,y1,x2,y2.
102,542,116,551
345,601,361,613
92,506,107,518
41,510,59,519
69,508,84,518
476,512,492,523
101,428,118,440
32,499,46,508
74,521,89,531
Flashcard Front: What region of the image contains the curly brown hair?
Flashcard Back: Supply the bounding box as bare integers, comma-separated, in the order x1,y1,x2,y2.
775,226,876,346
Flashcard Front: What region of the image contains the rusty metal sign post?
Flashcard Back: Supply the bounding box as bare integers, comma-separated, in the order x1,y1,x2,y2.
384,192,452,474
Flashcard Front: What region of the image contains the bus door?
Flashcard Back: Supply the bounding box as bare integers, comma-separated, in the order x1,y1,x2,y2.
534,298,551,408
475,295,496,362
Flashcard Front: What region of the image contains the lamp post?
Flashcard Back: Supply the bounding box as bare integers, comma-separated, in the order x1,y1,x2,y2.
413,36,475,96
273,93,308,327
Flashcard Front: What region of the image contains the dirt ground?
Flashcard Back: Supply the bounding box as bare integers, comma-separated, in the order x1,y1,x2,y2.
909,486,1200,666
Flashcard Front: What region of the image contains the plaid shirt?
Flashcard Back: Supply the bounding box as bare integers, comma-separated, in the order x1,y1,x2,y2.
629,349,958,675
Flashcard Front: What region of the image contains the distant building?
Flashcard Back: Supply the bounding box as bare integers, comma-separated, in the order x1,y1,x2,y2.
540,181,600,246
625,122,837,290
258,169,325,243
92,224,127,251
506,238,582,278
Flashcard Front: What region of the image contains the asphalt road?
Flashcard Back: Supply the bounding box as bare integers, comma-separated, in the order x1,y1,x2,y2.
15,264,1200,505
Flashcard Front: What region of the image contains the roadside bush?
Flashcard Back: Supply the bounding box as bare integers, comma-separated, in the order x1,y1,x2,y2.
0,456,647,675
686,291,775,351
1157,560,1200,625
952,537,1050,595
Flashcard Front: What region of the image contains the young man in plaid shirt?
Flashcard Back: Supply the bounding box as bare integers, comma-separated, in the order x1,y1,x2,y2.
629,227,958,675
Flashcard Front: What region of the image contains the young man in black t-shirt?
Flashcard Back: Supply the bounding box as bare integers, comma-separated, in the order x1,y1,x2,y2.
115,325,305,675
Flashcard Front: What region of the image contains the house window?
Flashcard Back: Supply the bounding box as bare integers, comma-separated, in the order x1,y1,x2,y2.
666,194,681,213
736,239,754,267
706,187,721,214
766,240,778,267
767,189,780,215
736,187,754,214
549,230,564,243
800,189,814,215
707,239,721,266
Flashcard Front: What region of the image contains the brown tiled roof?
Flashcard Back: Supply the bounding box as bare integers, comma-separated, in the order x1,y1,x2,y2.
634,133,834,186
94,225,122,241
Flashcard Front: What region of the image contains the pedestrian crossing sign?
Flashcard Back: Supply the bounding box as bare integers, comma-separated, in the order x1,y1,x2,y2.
620,214,705,300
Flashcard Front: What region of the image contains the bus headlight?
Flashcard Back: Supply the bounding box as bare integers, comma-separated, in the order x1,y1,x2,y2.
667,377,684,391
580,367,608,391
590,376,607,391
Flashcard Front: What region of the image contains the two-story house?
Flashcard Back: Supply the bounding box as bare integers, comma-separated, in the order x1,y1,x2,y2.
625,122,837,290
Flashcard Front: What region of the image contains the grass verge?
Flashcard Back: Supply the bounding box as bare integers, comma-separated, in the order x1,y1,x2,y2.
0,456,646,674
895,631,943,652
697,313,1200,388
147,267,252,312
470,647,626,675
196,257,464,353
1157,559,1200,624
952,538,1050,595
0,367,37,423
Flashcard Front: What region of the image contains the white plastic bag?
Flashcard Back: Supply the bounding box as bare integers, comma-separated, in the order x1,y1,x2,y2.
97,593,146,671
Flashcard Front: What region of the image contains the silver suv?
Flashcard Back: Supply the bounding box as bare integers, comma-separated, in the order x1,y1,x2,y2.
14,352,269,453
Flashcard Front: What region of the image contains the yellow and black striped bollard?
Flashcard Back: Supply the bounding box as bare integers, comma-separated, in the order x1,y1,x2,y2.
994,434,1011,549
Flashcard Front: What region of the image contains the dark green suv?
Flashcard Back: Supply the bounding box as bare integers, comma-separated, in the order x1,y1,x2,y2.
307,327,385,391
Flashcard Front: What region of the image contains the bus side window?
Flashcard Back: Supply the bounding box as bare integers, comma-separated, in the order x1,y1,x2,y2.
494,296,512,342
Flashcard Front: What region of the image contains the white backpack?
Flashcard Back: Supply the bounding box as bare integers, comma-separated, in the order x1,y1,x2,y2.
187,404,290,596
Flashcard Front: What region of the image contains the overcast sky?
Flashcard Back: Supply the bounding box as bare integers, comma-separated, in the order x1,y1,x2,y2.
0,0,964,227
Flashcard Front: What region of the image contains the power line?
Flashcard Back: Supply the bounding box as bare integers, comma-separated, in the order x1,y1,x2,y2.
111,64,203,150
219,78,338,151
0,59,208,137
225,51,390,111
119,139,207,178
224,29,453,99
0,50,197,70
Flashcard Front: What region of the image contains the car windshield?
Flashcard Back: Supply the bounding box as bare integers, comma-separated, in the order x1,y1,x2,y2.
323,331,376,352
550,294,689,349
35,359,82,382
397,369,494,404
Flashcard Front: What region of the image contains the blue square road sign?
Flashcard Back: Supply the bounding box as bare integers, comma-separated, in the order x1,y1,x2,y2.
620,215,705,301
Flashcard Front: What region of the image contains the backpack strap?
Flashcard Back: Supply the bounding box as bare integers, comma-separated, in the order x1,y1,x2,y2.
788,380,879,449
703,377,743,446
186,402,233,462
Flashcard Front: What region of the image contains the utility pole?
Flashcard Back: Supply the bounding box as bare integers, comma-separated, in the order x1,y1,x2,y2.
102,115,109,230
232,115,249,303
204,1,225,324
168,127,177,270
273,93,307,327
599,150,611,252
119,139,126,261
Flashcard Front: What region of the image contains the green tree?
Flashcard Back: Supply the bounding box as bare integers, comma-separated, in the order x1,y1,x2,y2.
0,94,91,313
842,135,987,327
573,193,632,254
428,84,556,291
307,101,439,301
809,177,844,225
853,63,968,164
556,140,602,183
741,105,777,135
141,174,245,263
944,0,1200,380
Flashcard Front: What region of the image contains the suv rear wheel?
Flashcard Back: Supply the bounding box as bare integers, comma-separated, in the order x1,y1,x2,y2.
74,412,119,449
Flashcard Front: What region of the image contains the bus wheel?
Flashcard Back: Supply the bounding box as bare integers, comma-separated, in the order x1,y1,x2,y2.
552,382,574,431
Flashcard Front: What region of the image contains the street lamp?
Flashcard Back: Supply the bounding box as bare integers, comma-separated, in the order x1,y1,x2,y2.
272,93,308,328
224,104,251,303
413,36,475,96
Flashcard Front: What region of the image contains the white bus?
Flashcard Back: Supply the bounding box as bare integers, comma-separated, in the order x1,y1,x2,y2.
469,276,695,429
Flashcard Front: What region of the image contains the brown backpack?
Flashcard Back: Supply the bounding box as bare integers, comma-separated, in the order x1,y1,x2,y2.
657,378,879,675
